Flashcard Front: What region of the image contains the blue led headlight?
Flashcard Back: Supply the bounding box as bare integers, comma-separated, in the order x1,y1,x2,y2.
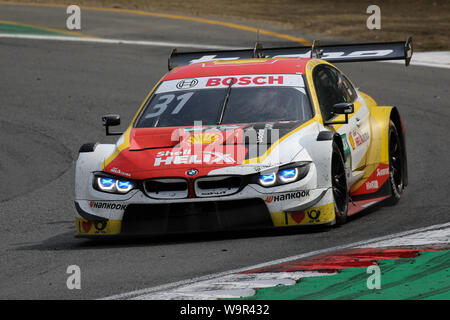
94,174,135,194
116,180,133,193
255,162,310,187
278,168,298,183
259,172,276,186
97,177,115,191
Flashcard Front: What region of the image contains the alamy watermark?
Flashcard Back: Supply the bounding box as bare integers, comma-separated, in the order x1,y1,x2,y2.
366,5,381,30
66,5,81,30
366,265,381,289
66,265,81,290
158,120,281,168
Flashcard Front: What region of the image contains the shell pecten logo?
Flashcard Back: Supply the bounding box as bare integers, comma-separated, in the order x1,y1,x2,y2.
189,133,221,145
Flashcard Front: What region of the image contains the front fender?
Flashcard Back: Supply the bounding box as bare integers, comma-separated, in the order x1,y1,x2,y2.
299,133,336,189
75,144,116,200
350,105,408,193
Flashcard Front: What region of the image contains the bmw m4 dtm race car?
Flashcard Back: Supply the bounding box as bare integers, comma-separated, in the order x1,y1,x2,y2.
74,39,412,237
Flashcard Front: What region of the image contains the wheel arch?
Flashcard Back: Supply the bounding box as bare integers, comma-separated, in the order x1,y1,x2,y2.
389,107,408,187
350,105,408,194
311,131,347,189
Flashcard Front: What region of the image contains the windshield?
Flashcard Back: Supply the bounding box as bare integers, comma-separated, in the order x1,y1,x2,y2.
135,75,312,128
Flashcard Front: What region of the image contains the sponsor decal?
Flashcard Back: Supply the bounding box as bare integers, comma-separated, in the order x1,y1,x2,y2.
81,221,92,233
76,218,121,235
188,50,394,65
253,162,283,173
206,75,284,87
265,190,310,203
365,180,379,190
288,209,321,224
271,203,335,226
307,209,321,222
110,167,131,177
276,49,394,60
79,220,108,234
341,133,352,175
348,134,356,150
89,201,128,210
341,134,351,155
156,74,304,93
290,211,306,224
377,167,390,177
189,133,220,145
94,221,107,231
154,150,235,166
182,124,243,132
176,78,198,89
351,164,390,196
350,129,369,149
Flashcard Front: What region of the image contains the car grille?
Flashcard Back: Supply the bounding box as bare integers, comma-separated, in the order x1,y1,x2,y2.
194,176,243,197
121,198,272,234
143,178,188,199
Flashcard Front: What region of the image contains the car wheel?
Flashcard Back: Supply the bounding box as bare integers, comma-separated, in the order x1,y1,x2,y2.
387,120,404,204
332,142,349,225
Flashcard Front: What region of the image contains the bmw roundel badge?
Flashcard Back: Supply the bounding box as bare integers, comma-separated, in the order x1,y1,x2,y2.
186,169,198,176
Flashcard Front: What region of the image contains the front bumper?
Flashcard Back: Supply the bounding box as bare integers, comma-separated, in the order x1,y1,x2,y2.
75,161,336,236
74,186,335,237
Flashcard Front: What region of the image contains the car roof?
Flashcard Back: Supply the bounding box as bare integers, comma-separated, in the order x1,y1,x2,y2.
163,58,311,80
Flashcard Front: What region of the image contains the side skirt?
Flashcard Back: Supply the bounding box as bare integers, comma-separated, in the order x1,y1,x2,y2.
347,196,390,216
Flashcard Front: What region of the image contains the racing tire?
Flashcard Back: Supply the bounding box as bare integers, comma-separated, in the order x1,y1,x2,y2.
331,141,349,225
386,120,405,205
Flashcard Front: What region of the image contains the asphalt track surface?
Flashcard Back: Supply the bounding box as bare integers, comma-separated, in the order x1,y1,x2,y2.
0,3,449,299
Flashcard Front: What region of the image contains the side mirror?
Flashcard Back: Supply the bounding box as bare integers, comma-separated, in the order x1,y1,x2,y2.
102,114,123,136
324,102,354,126
332,102,354,115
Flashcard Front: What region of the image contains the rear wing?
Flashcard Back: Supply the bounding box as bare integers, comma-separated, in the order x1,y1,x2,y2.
168,37,413,70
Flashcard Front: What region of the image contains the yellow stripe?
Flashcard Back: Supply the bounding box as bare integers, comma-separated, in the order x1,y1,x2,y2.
0,1,310,45
101,126,132,170
0,19,96,38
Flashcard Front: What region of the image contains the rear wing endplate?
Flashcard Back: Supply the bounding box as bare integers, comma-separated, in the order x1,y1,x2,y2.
168,37,413,70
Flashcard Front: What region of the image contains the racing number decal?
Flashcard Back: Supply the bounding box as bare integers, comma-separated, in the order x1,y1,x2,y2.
144,92,194,119
145,94,174,118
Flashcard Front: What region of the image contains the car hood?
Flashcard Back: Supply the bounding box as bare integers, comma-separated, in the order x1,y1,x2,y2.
103,121,309,180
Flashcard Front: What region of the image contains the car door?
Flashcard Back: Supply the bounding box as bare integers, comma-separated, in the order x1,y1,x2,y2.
313,65,371,178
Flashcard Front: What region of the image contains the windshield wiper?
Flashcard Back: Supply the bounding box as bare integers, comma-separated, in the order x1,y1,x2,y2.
217,79,234,124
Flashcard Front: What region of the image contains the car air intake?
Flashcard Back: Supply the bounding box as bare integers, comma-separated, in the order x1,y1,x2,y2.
121,198,272,234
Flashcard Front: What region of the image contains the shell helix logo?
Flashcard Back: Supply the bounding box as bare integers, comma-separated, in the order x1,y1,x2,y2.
190,133,220,145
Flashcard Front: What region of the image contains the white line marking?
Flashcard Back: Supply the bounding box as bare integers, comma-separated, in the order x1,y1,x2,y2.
358,227,450,248
132,271,334,300
101,222,450,300
385,51,450,69
0,33,243,50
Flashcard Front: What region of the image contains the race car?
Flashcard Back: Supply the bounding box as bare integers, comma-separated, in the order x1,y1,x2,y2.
74,39,412,237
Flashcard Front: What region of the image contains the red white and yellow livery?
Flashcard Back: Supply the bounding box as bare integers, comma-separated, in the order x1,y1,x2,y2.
74,39,412,237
